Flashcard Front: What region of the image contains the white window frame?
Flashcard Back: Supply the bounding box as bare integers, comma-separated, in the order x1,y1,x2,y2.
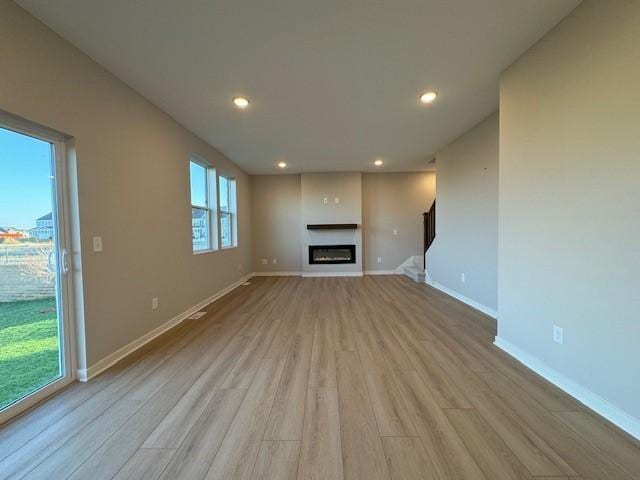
190,157,217,254
217,173,238,249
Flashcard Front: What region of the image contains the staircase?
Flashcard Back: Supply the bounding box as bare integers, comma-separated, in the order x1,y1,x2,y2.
403,256,426,282
403,200,435,283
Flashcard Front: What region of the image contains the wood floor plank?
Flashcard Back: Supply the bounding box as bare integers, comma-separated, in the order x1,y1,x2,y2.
446,408,534,479
0,320,210,480
1,276,637,480
297,388,343,480
112,448,175,480
392,321,473,409
21,399,144,479
157,388,246,480
264,334,313,441
355,332,417,436
332,299,358,351
336,350,391,480
251,441,300,480
308,315,337,388
0,367,119,461
419,336,576,476
553,411,640,479
393,369,486,480
222,317,283,389
66,316,245,480
382,436,439,480
367,315,415,372
479,369,634,480
204,359,286,480
142,334,249,448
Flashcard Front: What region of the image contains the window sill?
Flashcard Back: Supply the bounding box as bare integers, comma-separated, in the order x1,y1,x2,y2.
220,245,238,251
193,248,217,255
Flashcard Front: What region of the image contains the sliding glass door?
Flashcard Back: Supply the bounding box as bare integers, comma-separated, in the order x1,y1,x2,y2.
0,115,73,422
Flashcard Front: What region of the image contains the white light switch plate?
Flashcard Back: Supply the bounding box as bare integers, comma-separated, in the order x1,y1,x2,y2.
92,236,103,252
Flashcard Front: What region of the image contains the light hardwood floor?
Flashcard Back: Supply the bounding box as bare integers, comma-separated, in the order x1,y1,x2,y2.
0,276,638,480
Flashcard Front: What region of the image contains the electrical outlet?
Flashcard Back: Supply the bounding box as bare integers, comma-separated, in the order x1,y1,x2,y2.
461,272,466,283
334,197,340,204
393,229,398,236
152,297,159,310
272,258,277,264
553,325,564,344
323,197,328,205
377,256,382,264
92,236,103,252
261,258,268,265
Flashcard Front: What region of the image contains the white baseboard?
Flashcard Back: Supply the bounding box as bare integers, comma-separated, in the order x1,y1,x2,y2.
254,270,398,277
364,270,397,275
301,271,364,277
77,273,254,382
424,278,497,319
253,272,302,277
252,271,301,277
252,270,398,277
494,336,640,440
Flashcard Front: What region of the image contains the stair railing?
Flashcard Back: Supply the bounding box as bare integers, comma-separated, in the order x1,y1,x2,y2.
422,200,436,269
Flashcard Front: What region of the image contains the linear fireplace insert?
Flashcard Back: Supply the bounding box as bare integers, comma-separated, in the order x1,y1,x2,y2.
309,244,356,264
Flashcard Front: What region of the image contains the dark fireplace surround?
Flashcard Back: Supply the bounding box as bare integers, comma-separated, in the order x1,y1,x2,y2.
309,244,356,265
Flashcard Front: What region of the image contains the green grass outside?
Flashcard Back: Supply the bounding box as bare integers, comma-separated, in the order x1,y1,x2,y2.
0,298,60,411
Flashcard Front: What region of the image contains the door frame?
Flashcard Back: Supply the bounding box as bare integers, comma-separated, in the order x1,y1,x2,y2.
0,111,77,426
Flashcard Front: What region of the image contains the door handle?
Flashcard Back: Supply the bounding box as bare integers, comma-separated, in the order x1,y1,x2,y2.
61,248,69,275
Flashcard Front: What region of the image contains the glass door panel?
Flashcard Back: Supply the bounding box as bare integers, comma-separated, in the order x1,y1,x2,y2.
0,125,67,412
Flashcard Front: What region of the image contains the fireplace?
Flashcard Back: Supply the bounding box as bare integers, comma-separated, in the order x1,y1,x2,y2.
309,244,356,264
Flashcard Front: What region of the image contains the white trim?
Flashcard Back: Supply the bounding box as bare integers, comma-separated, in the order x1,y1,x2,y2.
301,271,364,277
252,271,301,277
77,273,253,382
364,270,397,275
494,336,640,441
424,278,497,319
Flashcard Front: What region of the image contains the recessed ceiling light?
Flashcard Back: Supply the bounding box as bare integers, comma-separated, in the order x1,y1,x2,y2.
374,159,383,166
232,96,250,109
420,91,438,104
277,161,287,168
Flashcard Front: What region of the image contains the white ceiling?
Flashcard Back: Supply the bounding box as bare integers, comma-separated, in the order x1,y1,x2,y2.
18,0,580,174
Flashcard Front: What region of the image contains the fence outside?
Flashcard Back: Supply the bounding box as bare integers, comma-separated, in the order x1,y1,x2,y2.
0,243,56,302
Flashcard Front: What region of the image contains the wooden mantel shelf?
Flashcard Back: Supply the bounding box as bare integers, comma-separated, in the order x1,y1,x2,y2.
306,224,358,230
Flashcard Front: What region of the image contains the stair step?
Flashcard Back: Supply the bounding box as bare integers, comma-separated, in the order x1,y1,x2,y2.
403,265,425,283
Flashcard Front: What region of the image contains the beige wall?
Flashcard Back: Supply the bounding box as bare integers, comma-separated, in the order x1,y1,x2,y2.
0,2,251,367
250,175,301,273
426,113,499,311
362,173,435,272
301,173,363,275
251,172,434,274
499,0,640,424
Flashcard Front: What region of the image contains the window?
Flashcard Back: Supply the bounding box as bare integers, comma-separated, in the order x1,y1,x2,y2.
190,159,217,252
218,174,237,248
